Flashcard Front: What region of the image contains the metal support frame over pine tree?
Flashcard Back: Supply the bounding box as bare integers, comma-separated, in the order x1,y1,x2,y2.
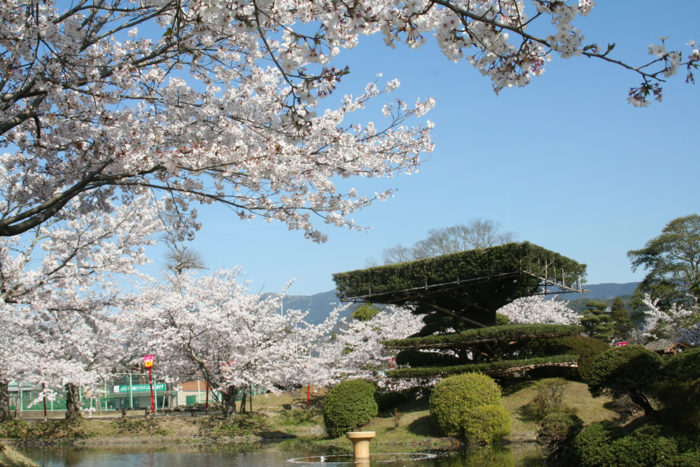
333,242,587,333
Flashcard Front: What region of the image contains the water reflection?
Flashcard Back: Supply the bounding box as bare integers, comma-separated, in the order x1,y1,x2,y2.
18,443,541,466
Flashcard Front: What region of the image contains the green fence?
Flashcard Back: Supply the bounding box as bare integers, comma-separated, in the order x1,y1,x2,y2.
8,376,267,412
8,374,176,412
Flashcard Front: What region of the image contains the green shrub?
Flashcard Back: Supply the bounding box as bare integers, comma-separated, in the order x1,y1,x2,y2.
537,412,583,466
495,313,510,325
277,407,321,426
352,304,379,321
656,347,700,432
532,378,567,419
573,422,617,466
322,379,378,438
429,372,504,437
462,404,511,444
0,420,31,438
586,345,662,416
527,335,609,380
395,349,462,367
374,389,413,413
574,422,699,467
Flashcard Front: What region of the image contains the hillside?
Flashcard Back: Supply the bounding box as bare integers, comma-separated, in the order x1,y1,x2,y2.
280,282,640,323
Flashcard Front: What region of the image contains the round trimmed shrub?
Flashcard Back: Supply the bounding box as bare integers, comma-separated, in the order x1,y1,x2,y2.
429,372,504,437
462,404,511,444
322,379,378,438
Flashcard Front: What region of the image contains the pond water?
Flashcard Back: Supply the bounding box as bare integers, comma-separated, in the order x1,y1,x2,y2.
17,442,542,467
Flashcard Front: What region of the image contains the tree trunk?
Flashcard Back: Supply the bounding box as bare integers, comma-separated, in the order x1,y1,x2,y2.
630,391,658,419
0,380,12,422
221,386,238,419
239,388,247,413
64,383,82,423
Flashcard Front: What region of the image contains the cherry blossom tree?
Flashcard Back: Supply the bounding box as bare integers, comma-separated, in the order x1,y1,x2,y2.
0,194,164,421
2,1,697,243
637,294,698,343
127,268,346,418
322,306,424,386
497,295,580,325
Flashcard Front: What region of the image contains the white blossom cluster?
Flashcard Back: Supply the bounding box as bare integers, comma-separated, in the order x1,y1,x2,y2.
638,294,697,343
0,198,172,411
497,295,580,325
1,1,695,246
319,305,424,387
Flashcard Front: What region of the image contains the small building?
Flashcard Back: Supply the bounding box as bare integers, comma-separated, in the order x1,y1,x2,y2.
645,339,690,355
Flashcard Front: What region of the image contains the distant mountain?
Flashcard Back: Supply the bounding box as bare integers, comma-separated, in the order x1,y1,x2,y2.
279,282,641,323
281,290,358,324
564,282,640,301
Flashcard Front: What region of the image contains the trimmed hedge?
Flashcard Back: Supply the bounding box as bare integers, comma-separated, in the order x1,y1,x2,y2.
322,379,378,438
388,354,578,379
333,242,586,300
384,324,584,350
429,372,510,443
395,349,463,367
525,335,609,380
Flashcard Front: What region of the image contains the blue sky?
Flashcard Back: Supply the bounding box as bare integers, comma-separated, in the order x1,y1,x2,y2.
149,1,700,296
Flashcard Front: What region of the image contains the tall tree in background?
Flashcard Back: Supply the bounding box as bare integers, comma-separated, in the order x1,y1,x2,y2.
581,300,614,342
610,298,634,342
628,214,700,309
382,219,515,264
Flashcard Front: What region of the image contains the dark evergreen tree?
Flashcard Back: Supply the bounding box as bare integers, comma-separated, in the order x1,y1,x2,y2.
581,301,614,342
610,298,634,341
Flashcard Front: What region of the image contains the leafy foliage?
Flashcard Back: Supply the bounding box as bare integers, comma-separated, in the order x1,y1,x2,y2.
351,304,379,321
335,242,586,303
574,422,700,467
395,349,463,367
587,345,663,416
537,412,584,466
610,298,634,341
628,214,700,308
0,419,88,439
462,404,511,444
581,300,614,342
525,335,610,381
429,372,505,438
656,347,700,432
335,243,586,333
532,378,568,419
389,355,578,379
322,379,378,438
384,324,583,349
